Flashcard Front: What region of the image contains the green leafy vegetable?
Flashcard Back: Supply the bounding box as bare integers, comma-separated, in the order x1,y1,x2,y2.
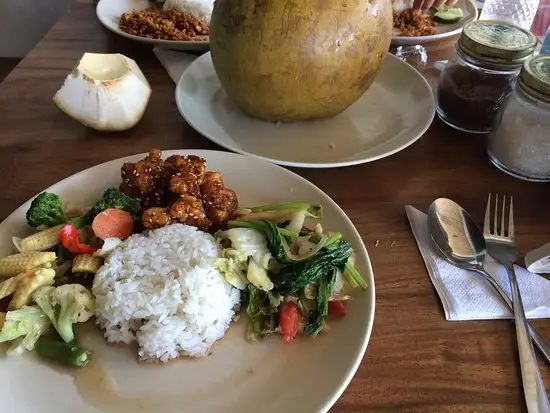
0,306,52,354
343,260,367,289
272,240,353,296
214,250,249,290
215,227,274,290
233,202,322,223
245,285,280,341
304,269,337,336
247,257,274,291
250,202,322,218
228,220,298,264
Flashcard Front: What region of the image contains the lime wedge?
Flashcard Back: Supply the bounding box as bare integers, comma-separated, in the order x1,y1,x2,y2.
434,6,464,23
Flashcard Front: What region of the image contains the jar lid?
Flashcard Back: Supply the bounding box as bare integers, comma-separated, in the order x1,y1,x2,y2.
458,20,538,66
519,55,550,101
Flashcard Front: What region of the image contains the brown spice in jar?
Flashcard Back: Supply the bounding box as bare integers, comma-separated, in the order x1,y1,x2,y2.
437,64,516,133
119,9,209,41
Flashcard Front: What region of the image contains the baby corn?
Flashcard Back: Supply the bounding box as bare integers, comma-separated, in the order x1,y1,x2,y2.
72,254,102,274
0,252,56,277
20,225,63,252
8,268,56,310
0,272,30,300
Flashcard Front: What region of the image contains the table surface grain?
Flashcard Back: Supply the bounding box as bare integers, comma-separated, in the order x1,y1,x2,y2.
1,2,549,412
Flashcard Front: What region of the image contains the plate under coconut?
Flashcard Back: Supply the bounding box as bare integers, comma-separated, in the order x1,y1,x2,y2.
0,150,375,413
96,0,209,52
175,53,435,168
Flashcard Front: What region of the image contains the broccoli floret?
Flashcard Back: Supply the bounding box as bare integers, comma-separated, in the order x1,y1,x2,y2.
69,188,140,229
92,188,140,216
33,284,94,344
26,192,67,228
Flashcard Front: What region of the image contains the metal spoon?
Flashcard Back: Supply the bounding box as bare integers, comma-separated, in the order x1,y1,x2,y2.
427,197,550,364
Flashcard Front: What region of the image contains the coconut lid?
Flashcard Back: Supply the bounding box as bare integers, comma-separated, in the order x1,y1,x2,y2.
518,55,550,102
458,20,538,66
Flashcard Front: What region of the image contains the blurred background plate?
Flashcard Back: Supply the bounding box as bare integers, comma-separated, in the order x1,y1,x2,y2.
96,0,209,52
392,0,479,45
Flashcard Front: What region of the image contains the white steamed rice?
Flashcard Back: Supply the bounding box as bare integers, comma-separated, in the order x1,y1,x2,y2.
163,0,215,24
92,224,240,362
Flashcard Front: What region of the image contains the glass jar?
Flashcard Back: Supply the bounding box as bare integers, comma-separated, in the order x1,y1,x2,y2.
479,0,540,31
487,55,550,181
436,20,538,134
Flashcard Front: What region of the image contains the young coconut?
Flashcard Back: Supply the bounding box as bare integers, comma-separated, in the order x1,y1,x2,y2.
53,53,151,132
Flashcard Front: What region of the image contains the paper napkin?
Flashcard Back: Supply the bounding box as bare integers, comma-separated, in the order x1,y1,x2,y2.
153,47,198,84
406,205,550,321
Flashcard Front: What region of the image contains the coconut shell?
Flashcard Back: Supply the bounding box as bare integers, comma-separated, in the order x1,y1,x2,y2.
209,0,393,122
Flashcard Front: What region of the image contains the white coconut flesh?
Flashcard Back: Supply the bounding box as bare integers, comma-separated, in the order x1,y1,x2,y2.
53,52,152,132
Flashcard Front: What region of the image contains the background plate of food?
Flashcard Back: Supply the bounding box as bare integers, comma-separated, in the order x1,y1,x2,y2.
0,149,375,413
96,0,210,51
392,0,479,45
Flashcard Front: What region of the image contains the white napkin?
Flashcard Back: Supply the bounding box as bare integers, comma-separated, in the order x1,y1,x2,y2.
153,47,198,84
406,205,550,321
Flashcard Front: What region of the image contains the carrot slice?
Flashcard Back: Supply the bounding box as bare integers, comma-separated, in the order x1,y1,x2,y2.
91,208,134,240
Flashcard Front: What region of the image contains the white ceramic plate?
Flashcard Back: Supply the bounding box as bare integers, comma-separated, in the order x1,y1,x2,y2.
175,53,435,169
96,0,209,52
0,150,375,413
392,0,479,45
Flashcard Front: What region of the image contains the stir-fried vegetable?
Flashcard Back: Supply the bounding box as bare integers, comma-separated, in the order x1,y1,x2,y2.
225,202,368,344
26,193,67,228
215,227,274,290
328,300,347,317
59,224,97,255
35,338,91,367
233,202,322,223
33,284,94,343
272,240,353,296
278,301,301,344
228,220,297,264
245,285,280,341
0,306,51,355
304,269,336,336
26,188,140,230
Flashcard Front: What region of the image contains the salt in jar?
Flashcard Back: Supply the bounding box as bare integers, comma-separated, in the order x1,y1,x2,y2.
436,20,538,134
487,55,550,181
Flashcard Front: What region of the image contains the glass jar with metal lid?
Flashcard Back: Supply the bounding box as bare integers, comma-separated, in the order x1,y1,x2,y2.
487,55,550,181
436,20,538,134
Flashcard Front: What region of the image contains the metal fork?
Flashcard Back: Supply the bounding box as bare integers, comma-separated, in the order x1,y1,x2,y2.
484,194,550,413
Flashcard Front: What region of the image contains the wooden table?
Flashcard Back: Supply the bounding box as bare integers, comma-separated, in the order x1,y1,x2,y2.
1,2,549,412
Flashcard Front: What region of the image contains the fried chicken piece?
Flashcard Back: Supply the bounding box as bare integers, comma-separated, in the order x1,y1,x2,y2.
120,149,170,207
142,207,172,229
200,171,239,224
168,172,200,196
164,155,206,183
169,194,211,231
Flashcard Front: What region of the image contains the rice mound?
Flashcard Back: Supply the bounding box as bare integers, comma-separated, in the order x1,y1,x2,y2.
92,224,240,362
163,0,214,24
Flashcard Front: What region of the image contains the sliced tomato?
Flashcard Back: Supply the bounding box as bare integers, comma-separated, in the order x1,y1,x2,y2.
278,301,301,344
328,300,347,317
